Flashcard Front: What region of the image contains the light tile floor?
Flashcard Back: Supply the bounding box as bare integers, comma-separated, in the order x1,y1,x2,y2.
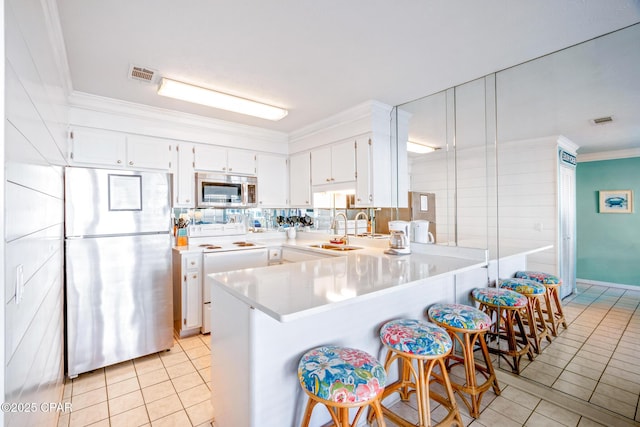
57,282,640,427
57,334,213,427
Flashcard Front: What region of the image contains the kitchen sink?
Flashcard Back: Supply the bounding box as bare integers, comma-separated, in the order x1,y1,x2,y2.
308,243,363,251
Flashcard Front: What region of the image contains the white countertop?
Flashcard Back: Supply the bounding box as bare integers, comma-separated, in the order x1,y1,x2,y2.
208,246,485,322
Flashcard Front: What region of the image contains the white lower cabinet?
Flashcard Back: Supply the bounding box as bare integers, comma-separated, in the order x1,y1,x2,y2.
172,252,202,337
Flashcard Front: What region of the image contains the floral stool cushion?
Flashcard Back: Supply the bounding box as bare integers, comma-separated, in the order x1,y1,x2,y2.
298,346,386,403
472,287,527,308
380,319,452,357
499,278,545,296
428,303,492,331
515,271,561,286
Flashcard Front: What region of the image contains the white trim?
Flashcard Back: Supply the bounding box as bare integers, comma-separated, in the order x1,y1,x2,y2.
577,148,640,162
288,100,392,145
578,278,640,291
69,91,288,141
41,0,73,97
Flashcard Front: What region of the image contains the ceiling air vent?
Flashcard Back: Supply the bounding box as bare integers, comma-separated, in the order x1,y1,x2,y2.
591,116,613,125
128,64,159,84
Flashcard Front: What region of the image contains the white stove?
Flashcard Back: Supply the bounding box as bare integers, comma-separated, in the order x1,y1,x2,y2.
189,223,269,334
188,223,266,253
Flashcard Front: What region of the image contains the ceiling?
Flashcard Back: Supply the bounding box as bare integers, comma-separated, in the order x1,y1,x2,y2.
56,1,640,152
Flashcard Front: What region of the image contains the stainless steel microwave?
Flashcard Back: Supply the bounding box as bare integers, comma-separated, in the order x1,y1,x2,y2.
195,172,257,208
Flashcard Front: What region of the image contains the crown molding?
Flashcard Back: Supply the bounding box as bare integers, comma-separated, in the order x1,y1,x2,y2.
577,147,640,162
42,0,73,97
288,100,393,144
68,91,289,144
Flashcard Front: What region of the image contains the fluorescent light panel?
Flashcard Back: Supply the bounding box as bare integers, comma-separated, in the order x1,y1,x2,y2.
157,78,288,121
407,141,437,154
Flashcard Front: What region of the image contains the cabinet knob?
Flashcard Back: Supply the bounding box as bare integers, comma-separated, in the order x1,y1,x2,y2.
185,199,190,203
129,161,133,165
326,178,331,182
229,168,233,171
306,200,309,204
190,261,196,265
192,275,197,279
222,167,226,171
117,160,122,164
357,198,361,202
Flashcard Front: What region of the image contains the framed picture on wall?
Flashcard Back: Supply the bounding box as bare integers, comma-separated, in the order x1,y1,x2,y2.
599,190,633,213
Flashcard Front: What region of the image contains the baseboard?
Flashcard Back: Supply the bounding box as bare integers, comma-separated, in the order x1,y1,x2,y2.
577,278,640,291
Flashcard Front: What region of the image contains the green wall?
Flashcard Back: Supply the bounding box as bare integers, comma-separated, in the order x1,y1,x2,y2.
576,157,640,286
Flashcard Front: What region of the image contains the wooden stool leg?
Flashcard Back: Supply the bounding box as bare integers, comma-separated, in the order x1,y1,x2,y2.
478,333,501,396
300,398,318,427
543,289,559,336
550,286,568,329
435,358,464,426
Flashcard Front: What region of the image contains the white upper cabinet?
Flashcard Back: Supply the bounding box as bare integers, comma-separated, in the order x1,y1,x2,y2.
353,133,393,208
310,139,356,185
289,152,312,207
69,127,126,167
126,135,172,170
69,128,171,171
227,149,256,175
355,135,373,206
256,154,288,207
175,142,195,208
194,145,256,175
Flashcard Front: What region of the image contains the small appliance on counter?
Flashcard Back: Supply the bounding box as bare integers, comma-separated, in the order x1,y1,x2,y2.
385,220,411,255
411,220,435,244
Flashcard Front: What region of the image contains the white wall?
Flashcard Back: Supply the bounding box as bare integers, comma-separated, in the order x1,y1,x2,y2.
4,1,69,426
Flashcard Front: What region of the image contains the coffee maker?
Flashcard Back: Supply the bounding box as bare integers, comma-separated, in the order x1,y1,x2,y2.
385,220,411,255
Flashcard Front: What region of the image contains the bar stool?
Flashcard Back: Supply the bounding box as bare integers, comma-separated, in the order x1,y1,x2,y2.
515,271,567,336
499,278,551,354
376,319,463,427
428,303,501,418
471,288,533,374
298,346,387,427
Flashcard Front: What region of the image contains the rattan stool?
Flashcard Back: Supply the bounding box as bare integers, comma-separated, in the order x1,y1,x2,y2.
376,319,463,427
499,278,551,354
298,346,387,427
515,271,567,336
428,303,501,418
471,288,533,374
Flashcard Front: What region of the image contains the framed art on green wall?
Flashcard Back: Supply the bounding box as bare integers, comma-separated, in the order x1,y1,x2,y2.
599,190,633,213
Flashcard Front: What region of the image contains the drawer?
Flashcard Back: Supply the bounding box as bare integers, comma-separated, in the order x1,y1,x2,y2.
183,254,201,270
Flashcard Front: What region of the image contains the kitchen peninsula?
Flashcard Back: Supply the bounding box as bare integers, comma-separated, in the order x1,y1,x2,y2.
208,238,489,427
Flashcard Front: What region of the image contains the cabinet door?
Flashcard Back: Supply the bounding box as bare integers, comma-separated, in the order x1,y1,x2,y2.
257,154,288,207
175,143,195,207
126,135,171,170
311,146,332,184
228,149,256,175
355,136,373,206
194,145,227,172
70,128,126,167
289,153,311,207
182,264,202,329
331,140,356,183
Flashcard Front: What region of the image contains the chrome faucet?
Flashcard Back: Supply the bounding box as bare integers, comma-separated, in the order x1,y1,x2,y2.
332,212,348,244
354,211,369,237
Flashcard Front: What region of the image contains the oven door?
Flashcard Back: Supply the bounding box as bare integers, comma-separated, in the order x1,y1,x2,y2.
202,248,269,333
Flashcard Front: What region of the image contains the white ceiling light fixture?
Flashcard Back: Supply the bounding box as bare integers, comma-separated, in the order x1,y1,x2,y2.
157,78,288,121
407,141,438,154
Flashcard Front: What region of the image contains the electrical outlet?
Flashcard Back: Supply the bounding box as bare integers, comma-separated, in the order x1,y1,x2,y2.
16,264,24,305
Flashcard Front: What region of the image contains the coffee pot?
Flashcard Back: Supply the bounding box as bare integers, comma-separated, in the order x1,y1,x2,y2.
385,220,411,255
411,220,435,244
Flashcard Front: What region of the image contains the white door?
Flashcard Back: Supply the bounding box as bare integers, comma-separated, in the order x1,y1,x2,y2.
257,154,287,207
559,164,576,297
